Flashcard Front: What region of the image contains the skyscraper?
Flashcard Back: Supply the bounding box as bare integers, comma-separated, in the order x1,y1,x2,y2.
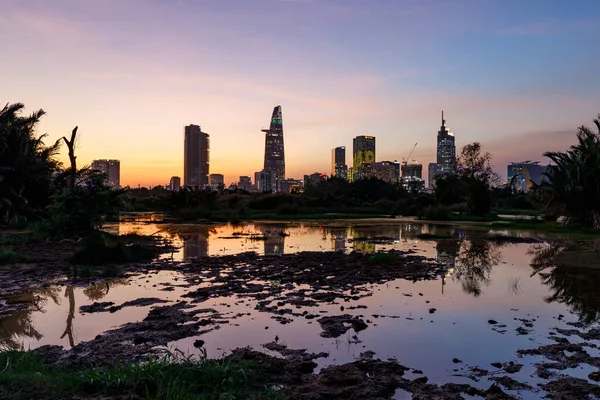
209,173,224,190
352,136,375,181
238,176,252,191
428,163,438,188
184,125,209,187
436,111,456,176
401,163,423,179
91,159,120,188
507,161,548,192
359,161,395,182
262,106,285,192
169,176,181,191
331,146,348,179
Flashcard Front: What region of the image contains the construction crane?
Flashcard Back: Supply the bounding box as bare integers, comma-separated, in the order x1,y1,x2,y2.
402,143,418,166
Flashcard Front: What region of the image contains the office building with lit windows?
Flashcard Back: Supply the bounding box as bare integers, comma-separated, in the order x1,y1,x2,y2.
331,146,348,179
352,135,376,181
262,106,285,192
436,111,456,176
91,159,120,188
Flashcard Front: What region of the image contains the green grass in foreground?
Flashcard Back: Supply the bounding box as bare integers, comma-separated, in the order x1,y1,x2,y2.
0,350,282,400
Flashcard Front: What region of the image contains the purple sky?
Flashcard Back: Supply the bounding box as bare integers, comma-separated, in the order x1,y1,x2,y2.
2,0,599,186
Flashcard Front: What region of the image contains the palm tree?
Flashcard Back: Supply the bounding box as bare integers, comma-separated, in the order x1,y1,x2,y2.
0,103,62,223
536,114,600,229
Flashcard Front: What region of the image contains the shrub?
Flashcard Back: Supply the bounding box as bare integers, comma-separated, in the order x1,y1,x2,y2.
276,203,300,215
421,205,450,221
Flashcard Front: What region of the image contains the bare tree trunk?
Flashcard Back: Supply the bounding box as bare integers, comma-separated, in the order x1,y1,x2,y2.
62,126,78,188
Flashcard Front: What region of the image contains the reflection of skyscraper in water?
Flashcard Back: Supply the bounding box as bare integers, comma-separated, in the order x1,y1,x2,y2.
328,227,347,252
401,223,423,241
257,226,285,255
349,226,400,253
353,241,376,253
436,240,460,293
183,233,209,258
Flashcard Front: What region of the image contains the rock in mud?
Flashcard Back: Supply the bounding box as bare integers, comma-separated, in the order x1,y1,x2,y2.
490,376,532,391
262,341,328,369
79,301,115,313
80,297,169,313
502,361,523,374
541,377,600,399
317,314,368,338
589,371,600,382
39,303,221,366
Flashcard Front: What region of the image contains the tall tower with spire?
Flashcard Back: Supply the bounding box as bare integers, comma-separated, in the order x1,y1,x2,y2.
436,110,456,176
261,106,285,192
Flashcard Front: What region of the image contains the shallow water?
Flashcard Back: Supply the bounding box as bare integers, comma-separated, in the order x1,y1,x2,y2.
1,218,598,399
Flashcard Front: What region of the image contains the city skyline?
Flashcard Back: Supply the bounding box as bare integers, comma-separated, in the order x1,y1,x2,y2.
2,1,599,186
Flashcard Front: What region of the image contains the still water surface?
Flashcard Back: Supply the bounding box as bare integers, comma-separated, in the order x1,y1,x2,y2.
1,218,597,399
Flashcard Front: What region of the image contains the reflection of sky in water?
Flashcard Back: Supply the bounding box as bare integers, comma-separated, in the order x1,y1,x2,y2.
2,219,598,399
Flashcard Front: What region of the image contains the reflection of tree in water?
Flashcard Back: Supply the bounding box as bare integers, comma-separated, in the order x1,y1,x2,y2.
0,286,62,349
450,240,503,297
529,242,600,325
83,278,129,301
60,286,76,347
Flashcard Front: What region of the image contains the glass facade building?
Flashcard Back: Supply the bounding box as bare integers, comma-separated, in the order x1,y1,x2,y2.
262,106,285,192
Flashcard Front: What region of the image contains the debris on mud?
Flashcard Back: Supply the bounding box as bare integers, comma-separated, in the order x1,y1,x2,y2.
262,341,328,373
541,377,600,399
317,314,368,338
490,376,532,391
34,303,224,366
79,297,168,313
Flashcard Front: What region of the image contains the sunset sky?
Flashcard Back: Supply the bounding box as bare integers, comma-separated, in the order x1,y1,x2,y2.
2,0,599,187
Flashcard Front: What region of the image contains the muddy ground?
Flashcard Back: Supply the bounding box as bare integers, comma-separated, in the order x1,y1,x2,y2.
2,235,600,399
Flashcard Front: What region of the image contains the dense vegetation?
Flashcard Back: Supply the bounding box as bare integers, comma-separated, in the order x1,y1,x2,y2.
0,103,127,236
126,177,436,221
534,114,600,229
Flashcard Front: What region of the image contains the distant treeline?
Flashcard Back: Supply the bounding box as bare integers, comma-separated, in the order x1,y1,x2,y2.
124,175,538,222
